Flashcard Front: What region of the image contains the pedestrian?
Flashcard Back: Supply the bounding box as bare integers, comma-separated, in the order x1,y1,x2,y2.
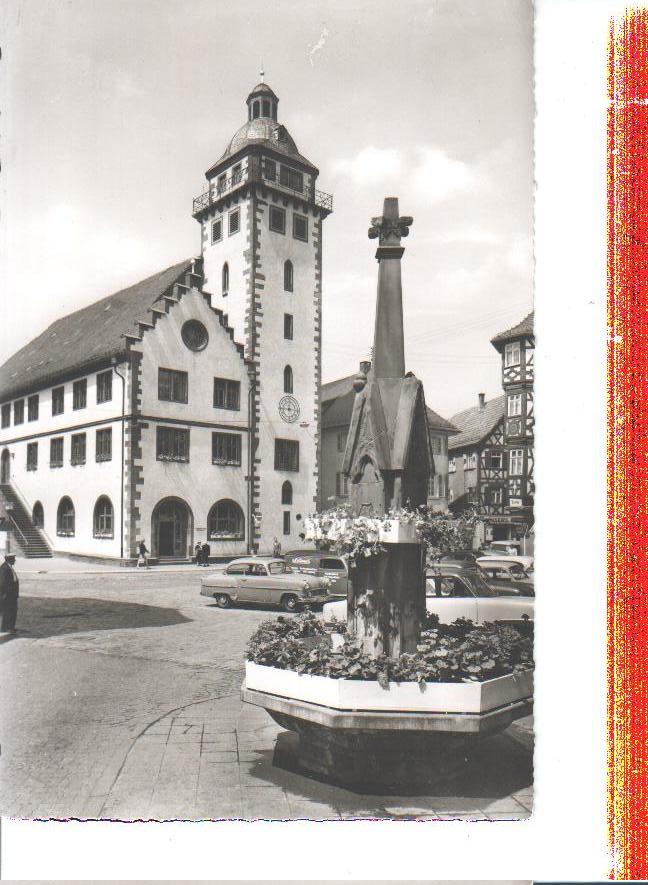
194,542,202,566
137,540,150,569
272,536,282,558
201,541,210,567
0,553,19,634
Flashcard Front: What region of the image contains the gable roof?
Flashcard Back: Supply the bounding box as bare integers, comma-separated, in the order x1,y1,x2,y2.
491,311,534,349
0,260,194,401
448,395,505,451
321,373,457,433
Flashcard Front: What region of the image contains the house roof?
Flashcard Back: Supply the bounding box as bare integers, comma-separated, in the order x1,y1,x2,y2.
491,311,534,349
0,259,194,402
321,374,457,433
448,395,505,451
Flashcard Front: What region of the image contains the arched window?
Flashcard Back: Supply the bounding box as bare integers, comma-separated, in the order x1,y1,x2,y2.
281,481,293,505
222,262,229,296
32,501,44,528
252,101,260,119
93,496,114,538
283,365,293,394
284,260,293,292
57,496,75,536
208,499,245,540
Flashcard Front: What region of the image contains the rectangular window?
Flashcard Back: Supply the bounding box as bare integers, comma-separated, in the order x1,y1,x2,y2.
465,452,477,470
280,165,304,193
448,457,456,473
52,386,64,416
217,173,227,193
264,157,277,181
337,431,346,453
213,377,240,411
1,404,10,428
293,213,308,242
212,432,242,466
488,451,503,470
26,442,38,471
96,370,112,404
71,432,87,465
231,163,242,184
156,426,190,462
284,313,293,340
228,208,240,235
283,511,291,535
50,437,64,468
28,394,39,422
507,394,522,417
510,449,524,475
504,341,521,367
335,471,349,497
158,368,188,404
490,487,504,505
73,378,87,410
269,205,286,234
275,438,299,472
211,218,222,243
96,427,112,462
14,399,24,425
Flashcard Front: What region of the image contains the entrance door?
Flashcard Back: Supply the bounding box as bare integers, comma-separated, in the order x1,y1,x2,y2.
154,498,190,557
158,522,175,556
1,450,10,483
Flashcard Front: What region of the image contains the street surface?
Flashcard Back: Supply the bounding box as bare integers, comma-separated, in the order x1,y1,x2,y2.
0,566,533,820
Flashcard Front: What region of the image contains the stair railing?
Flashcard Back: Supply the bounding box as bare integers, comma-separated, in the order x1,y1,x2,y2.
5,510,29,550
3,479,54,549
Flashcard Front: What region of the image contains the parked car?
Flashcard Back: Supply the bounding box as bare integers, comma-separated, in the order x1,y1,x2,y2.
478,552,534,573
323,563,534,625
479,542,534,569
200,557,329,611
477,559,535,598
283,550,350,597
437,550,478,565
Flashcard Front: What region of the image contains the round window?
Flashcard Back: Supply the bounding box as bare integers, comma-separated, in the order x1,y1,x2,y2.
181,320,209,352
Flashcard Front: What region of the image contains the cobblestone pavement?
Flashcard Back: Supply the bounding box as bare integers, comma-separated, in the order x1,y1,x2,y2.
0,571,533,821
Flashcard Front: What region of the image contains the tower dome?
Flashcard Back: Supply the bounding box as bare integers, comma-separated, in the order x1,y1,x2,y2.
246,81,279,122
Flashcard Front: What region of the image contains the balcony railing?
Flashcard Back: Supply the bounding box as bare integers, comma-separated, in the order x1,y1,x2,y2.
193,157,333,217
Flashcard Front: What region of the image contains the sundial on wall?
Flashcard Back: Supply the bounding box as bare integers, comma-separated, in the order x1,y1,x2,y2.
279,395,300,423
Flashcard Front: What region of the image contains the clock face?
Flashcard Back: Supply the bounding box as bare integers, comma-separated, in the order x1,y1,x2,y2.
279,395,300,424
507,418,522,436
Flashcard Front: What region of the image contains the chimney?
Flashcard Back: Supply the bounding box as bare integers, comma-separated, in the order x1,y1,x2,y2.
478,392,486,410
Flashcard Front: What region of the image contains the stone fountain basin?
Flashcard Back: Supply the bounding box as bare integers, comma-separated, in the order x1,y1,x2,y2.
244,661,533,714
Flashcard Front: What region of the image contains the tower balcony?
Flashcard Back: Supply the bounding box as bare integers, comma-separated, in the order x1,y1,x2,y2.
192,157,333,218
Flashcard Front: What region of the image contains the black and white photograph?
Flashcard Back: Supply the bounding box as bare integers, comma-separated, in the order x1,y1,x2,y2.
0,0,534,824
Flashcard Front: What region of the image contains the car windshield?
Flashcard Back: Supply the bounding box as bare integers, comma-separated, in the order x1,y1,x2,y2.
268,562,289,575
463,572,499,598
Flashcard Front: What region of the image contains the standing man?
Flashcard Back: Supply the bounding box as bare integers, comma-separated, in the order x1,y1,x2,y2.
0,553,19,633
272,537,282,558
200,540,210,568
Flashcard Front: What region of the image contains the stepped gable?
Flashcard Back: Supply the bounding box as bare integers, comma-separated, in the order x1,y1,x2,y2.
448,395,505,451
490,311,534,348
0,259,248,402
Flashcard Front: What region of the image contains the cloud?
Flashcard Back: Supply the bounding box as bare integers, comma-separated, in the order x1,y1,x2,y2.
505,234,534,275
411,146,477,203
332,146,403,187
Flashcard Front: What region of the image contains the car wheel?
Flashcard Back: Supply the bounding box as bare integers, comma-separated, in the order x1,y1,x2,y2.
281,594,301,612
214,593,231,609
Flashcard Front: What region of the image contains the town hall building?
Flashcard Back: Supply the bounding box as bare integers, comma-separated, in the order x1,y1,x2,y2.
0,81,332,562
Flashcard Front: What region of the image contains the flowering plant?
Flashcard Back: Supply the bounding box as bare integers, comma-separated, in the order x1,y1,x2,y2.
246,612,533,686
304,504,479,565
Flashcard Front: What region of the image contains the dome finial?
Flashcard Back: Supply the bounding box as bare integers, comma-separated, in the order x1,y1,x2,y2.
260,64,264,83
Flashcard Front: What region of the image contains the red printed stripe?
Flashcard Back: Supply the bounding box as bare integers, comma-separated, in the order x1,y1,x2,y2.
608,8,648,879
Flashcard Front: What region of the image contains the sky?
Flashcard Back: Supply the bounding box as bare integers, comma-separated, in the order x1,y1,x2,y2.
0,0,533,419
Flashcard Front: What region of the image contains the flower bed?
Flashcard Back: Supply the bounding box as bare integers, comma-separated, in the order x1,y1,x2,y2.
246,612,533,687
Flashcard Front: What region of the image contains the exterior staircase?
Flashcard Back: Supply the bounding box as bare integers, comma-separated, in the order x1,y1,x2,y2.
0,484,53,558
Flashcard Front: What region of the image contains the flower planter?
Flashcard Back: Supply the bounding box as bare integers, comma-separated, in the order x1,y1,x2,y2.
245,661,533,715
377,520,419,544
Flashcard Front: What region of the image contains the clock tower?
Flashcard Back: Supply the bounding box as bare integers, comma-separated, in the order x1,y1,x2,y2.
192,80,333,551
